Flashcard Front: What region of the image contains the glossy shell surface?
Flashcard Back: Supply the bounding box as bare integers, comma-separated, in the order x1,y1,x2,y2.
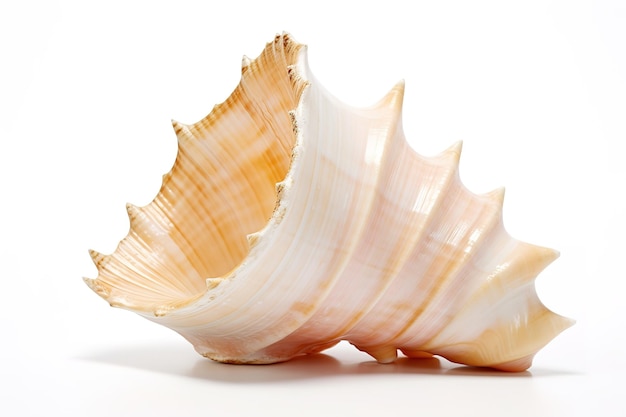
86,34,573,371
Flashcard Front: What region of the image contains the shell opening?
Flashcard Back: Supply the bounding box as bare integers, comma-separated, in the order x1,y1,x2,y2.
85,33,572,371
88,34,306,312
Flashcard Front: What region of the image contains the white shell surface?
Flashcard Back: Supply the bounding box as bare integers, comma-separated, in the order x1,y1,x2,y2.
86,34,572,371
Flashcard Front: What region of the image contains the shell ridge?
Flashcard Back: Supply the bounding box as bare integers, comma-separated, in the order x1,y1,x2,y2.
352,160,552,366
348,142,503,351
406,140,553,365
155,138,235,278
146,195,219,286
193,72,408,361
143,194,220,290
105,245,187,298
345,144,463,346
346,146,516,360
348,174,468,360
254,86,465,362
395,212,511,348
86,33,572,370
238,82,409,361
424,283,573,370
417,238,566,367
218,85,330,350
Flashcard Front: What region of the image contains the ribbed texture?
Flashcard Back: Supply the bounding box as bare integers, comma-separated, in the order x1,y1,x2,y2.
86,33,572,371
85,33,306,311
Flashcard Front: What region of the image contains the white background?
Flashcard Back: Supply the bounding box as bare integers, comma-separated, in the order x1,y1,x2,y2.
1,0,624,416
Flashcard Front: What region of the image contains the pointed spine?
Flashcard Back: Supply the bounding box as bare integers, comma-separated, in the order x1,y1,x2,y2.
89,249,109,270
171,119,193,145
486,186,506,206
125,203,141,222
241,55,252,73
246,232,262,249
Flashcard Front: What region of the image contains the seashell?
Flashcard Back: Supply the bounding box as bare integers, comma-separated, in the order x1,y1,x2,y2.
85,33,573,371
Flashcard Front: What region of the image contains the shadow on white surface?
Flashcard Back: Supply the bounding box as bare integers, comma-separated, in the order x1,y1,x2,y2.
77,342,578,383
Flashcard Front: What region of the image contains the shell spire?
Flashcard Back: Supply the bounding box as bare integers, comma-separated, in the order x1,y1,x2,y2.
85,33,572,371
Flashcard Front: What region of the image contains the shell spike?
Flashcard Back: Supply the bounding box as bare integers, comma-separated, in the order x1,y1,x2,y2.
526,242,560,272
355,345,398,364
171,118,182,132
486,186,506,206
390,79,406,100
83,277,110,298
446,140,463,160
85,33,572,370
171,119,191,143
241,55,252,71
206,277,223,290
88,249,109,270
125,202,141,221
246,232,262,249
376,80,405,112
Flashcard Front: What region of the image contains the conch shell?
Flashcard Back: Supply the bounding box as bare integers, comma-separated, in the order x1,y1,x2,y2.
85,33,573,371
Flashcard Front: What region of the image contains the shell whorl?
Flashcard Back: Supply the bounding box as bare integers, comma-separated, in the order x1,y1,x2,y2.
85,33,572,371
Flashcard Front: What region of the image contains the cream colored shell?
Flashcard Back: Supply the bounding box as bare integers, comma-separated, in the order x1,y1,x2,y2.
85,33,573,371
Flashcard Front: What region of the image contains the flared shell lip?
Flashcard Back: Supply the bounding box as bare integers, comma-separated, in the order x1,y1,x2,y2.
84,33,573,370
85,34,312,316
